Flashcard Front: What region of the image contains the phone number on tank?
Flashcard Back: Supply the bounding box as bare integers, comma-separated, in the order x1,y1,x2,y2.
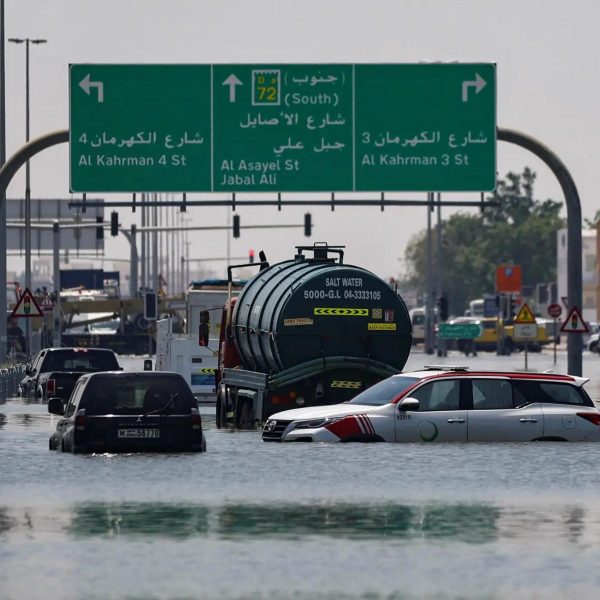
304,290,381,300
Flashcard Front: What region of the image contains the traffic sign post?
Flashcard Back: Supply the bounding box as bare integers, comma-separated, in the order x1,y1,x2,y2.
513,303,536,371
11,288,43,319
513,323,538,340
547,303,562,366
560,306,588,334
70,63,496,193
514,303,536,324
547,303,562,319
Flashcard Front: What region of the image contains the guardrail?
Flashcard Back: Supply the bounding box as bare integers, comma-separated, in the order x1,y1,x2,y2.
0,363,26,401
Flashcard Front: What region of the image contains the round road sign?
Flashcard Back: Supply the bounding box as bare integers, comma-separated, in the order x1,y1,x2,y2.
547,303,562,318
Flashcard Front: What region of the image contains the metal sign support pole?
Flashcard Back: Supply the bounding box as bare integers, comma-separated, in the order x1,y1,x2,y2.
424,193,434,355
553,318,557,366
52,221,61,348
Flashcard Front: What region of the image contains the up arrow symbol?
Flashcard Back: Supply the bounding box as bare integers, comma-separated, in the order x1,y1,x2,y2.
461,73,486,102
222,74,243,102
79,74,104,103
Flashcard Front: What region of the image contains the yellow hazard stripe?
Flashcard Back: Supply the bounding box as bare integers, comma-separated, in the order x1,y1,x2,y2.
197,368,216,374
314,308,369,317
331,380,362,389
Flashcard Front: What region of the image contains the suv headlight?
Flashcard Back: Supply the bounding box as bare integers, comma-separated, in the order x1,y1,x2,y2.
291,416,343,430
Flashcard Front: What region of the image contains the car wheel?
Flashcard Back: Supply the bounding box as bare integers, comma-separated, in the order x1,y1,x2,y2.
590,341,598,353
61,437,73,453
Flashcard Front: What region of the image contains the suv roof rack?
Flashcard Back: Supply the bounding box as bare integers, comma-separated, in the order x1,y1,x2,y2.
423,365,469,372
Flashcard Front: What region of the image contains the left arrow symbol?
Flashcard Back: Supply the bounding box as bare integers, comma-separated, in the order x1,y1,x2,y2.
222,74,243,102
79,74,104,103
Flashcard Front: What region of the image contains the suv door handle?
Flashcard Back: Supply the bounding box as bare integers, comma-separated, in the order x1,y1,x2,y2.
519,418,538,423
447,418,465,424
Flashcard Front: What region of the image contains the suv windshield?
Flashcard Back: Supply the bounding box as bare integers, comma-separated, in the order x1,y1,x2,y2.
81,375,196,415
348,376,420,406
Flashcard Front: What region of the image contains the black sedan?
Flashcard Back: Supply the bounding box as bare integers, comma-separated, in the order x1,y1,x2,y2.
48,371,206,453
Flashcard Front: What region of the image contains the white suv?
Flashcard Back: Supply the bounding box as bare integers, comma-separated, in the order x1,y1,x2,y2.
263,366,598,443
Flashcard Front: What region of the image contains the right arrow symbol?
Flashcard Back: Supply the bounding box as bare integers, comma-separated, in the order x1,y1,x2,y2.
461,73,486,102
222,74,243,102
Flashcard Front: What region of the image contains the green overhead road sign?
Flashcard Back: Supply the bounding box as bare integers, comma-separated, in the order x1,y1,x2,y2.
70,63,496,193
438,322,483,339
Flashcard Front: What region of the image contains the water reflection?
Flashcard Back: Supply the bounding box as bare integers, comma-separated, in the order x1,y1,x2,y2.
5,413,49,428
68,502,600,544
216,502,500,542
2,501,597,545
71,502,209,538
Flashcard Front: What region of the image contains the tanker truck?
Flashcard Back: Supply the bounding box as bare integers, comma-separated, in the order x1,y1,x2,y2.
215,243,412,428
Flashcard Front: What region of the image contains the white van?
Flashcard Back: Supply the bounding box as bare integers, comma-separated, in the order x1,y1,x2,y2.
409,307,426,345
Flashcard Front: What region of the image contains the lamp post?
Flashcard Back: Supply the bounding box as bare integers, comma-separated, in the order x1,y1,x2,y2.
8,37,47,357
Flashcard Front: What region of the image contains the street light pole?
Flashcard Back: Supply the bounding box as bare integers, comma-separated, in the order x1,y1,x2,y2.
0,0,7,362
8,37,47,357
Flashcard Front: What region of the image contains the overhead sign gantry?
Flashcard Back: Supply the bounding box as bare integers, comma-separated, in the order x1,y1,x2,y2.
69,63,496,193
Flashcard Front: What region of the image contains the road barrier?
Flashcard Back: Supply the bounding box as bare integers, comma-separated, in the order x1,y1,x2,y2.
0,364,26,400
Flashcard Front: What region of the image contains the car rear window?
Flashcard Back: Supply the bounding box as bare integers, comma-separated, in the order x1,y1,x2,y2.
513,380,593,407
43,350,119,372
81,375,196,415
348,376,420,406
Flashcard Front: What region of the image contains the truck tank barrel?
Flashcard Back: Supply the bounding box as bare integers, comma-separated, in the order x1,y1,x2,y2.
232,248,412,373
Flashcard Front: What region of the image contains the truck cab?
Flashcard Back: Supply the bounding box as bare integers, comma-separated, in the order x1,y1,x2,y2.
154,283,243,405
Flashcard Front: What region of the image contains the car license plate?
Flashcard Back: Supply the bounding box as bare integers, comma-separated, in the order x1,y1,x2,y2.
118,428,160,439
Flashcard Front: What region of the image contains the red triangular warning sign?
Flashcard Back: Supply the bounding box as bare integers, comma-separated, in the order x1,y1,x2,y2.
515,303,536,324
11,287,44,318
560,306,589,333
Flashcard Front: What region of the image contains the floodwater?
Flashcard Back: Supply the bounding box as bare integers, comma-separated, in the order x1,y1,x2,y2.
2,349,600,600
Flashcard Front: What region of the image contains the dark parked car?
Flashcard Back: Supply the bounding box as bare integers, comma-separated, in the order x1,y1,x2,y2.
48,371,206,453
19,347,121,403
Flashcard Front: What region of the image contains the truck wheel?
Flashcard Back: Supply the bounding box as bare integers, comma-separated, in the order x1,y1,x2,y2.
216,394,224,429
236,400,253,429
134,313,150,331
135,339,148,355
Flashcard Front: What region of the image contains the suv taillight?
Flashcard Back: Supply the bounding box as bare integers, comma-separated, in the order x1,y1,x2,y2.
576,412,600,426
75,408,86,430
46,378,56,395
191,407,202,430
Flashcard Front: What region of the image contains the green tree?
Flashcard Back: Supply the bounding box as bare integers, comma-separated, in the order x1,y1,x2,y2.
400,169,565,315
584,209,600,229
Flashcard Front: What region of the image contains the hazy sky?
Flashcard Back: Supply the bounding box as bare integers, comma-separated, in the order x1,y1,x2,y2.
4,0,599,282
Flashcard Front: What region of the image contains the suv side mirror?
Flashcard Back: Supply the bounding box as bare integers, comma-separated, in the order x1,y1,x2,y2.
48,397,65,415
398,397,420,412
